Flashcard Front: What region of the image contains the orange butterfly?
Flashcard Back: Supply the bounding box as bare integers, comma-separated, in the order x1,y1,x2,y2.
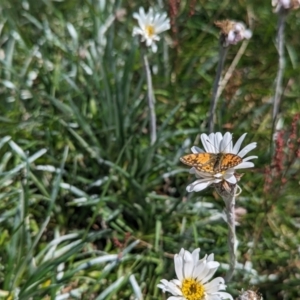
180,152,242,174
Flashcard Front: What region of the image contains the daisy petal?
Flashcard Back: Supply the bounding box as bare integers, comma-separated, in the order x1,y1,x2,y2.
186,178,217,192
232,133,247,154
201,134,215,153
204,277,226,293
191,146,205,153
174,255,183,281
211,292,234,300
238,142,257,158
234,162,254,169
220,132,233,152
191,248,200,264
223,173,237,184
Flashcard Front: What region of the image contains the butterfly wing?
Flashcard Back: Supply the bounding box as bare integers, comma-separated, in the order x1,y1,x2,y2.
214,153,242,173
180,153,217,174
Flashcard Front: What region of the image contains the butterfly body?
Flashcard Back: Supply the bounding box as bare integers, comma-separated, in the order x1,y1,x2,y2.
180,152,242,174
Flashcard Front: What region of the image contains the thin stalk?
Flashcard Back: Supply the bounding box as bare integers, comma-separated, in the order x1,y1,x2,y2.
216,38,250,100
208,43,228,133
272,9,286,123
143,52,157,145
223,192,237,282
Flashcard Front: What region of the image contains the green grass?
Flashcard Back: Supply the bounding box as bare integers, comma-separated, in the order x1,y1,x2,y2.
0,0,300,299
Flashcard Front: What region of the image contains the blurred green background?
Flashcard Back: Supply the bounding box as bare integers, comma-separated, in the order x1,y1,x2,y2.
0,0,299,299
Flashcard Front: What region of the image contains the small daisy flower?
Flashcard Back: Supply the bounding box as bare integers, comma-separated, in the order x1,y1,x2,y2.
183,132,257,193
132,7,170,52
157,248,233,300
215,20,252,47
272,0,300,12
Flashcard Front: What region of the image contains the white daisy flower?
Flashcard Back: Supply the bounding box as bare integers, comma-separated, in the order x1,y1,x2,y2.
184,132,257,193
132,7,170,53
157,248,233,300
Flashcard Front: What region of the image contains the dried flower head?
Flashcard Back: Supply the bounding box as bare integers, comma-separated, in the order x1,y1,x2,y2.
272,0,300,12
237,289,263,300
215,20,252,47
132,7,170,52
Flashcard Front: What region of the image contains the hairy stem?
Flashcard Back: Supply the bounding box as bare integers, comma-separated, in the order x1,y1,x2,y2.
272,9,286,123
143,52,157,145
224,192,237,282
208,44,228,133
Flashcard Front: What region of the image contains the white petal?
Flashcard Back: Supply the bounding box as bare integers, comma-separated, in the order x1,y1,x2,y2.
193,261,207,280
156,21,170,33
210,292,234,300
237,142,257,158
189,167,197,174
170,279,181,287
137,8,147,29
166,281,183,296
213,133,221,152
183,250,194,278
207,261,219,268
211,134,218,151
201,134,215,153
207,253,214,262
232,133,247,154
196,263,211,282
146,7,154,23
220,132,233,152
194,169,217,178
234,161,254,169
174,255,184,281
206,295,223,300
178,248,185,257
223,173,237,184
146,38,153,47
204,277,225,293
208,132,215,140
191,248,200,264
157,284,166,291
186,178,215,192
191,146,204,153
201,265,219,284
167,297,185,300
242,155,258,162
157,279,182,295
151,42,158,53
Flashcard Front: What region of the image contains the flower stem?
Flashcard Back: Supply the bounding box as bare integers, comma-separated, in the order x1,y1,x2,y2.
208,43,228,133
272,9,286,123
143,52,157,145
223,192,237,282
216,39,250,100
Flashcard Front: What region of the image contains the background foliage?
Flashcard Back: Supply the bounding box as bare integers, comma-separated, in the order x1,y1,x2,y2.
0,0,300,299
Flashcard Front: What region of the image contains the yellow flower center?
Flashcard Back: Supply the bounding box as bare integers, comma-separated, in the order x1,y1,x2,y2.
181,278,206,300
145,24,155,37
